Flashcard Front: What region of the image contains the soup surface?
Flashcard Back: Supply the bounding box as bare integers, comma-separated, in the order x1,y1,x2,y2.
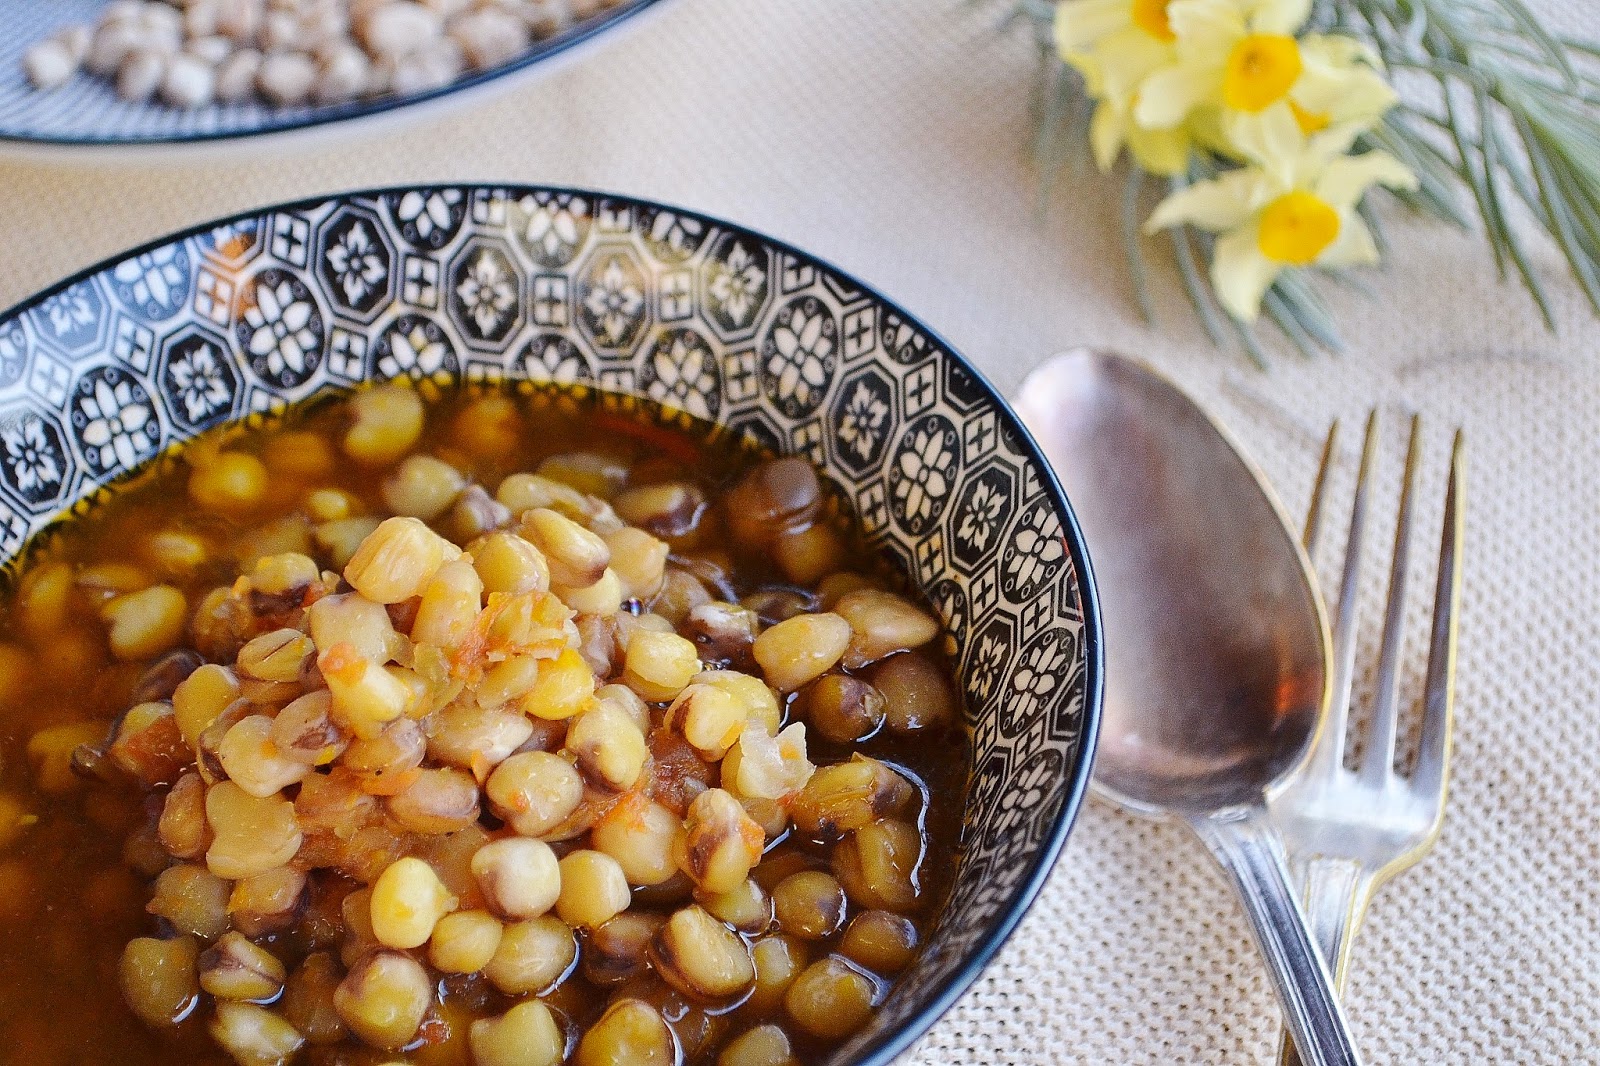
0,384,969,1066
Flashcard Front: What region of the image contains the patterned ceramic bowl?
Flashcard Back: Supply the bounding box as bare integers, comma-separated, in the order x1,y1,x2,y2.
0,2,663,155
0,185,1102,1064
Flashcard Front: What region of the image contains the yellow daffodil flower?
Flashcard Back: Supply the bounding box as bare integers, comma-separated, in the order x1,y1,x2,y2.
1131,0,1395,146
1144,108,1417,321
1056,0,1193,173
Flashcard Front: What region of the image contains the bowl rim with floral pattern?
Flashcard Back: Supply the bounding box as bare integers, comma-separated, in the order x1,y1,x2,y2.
0,183,1103,1066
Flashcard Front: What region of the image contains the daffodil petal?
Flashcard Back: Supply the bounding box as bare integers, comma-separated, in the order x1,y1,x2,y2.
1299,33,1382,71
1225,104,1304,168
1314,150,1417,210
1211,226,1280,321
1096,26,1176,100
1136,62,1222,129
1055,0,1134,55
1250,0,1313,36
1129,123,1194,175
1145,169,1262,232
1168,0,1247,55
1090,100,1127,172
1316,211,1381,267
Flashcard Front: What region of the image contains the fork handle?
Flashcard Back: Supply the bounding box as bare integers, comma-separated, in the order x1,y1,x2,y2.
1188,806,1364,1066
1277,858,1375,1066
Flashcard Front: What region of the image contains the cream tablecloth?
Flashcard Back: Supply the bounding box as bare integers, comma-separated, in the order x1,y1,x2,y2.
0,1,1594,1062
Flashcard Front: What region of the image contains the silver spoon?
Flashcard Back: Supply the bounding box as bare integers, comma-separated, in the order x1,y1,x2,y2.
1015,350,1362,1066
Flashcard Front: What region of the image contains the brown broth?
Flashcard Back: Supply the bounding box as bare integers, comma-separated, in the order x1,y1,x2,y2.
0,386,970,1065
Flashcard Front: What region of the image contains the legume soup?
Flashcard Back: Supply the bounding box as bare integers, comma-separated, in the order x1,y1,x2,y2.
0,384,970,1066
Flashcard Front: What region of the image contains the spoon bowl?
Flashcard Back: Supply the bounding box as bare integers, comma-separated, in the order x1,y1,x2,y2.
1015,349,1328,812
1016,349,1362,1066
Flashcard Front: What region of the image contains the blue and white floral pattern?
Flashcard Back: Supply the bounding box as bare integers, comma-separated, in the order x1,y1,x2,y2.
235,270,324,388
0,187,1095,1066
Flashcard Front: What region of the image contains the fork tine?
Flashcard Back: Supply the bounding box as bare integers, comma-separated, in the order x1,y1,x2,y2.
1359,413,1423,786
1410,430,1465,802
1314,411,1379,777
1304,419,1340,557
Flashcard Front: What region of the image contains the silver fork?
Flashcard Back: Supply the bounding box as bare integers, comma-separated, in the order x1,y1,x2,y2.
1270,412,1466,1066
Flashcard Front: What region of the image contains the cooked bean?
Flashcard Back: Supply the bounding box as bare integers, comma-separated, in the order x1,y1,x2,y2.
369,856,457,949
344,385,424,466
448,484,513,542
697,877,772,936
314,516,382,570
282,952,346,1045
470,999,565,1066
724,723,814,802
835,817,923,912
772,871,846,940
677,788,764,896
159,772,212,860
582,912,663,987
839,910,919,974
623,629,700,702
386,767,479,833
576,999,675,1066
834,589,940,667
590,795,681,887
199,931,288,1001
471,837,561,919
568,702,648,792
132,648,206,704
426,703,533,771
683,602,758,666
120,935,200,1028
751,612,851,692
790,755,912,837
472,531,550,595
555,850,631,929
342,717,426,789
382,455,466,520
772,522,846,585
485,751,582,837
650,567,711,626
557,566,624,616
794,674,885,743
694,670,782,736
484,914,577,995
719,1024,798,1066
869,651,957,733
307,592,399,663
147,863,231,940
785,956,879,1039
343,516,454,604
205,781,302,880
263,431,336,481
520,648,596,721
29,720,110,795
321,644,414,740
228,865,308,937
650,904,754,1001
669,684,747,761
595,683,651,734
521,508,610,588
740,587,816,627
411,556,483,650
190,453,269,514
269,691,347,767
429,909,503,974
724,458,822,548
218,714,312,797
333,950,431,1051
615,481,706,540
605,526,668,600
208,1001,304,1066
173,664,242,748
103,585,188,661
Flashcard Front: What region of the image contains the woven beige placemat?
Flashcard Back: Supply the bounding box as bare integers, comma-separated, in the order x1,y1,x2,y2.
0,1,1595,1061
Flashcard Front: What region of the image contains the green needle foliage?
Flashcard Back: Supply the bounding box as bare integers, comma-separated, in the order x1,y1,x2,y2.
1012,0,1600,360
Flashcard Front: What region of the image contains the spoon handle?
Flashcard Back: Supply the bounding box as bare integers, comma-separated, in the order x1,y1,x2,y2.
1188,806,1365,1066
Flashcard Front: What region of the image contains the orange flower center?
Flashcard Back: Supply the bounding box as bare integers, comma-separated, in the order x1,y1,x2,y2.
1131,0,1176,42
1257,191,1341,265
1222,34,1303,113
